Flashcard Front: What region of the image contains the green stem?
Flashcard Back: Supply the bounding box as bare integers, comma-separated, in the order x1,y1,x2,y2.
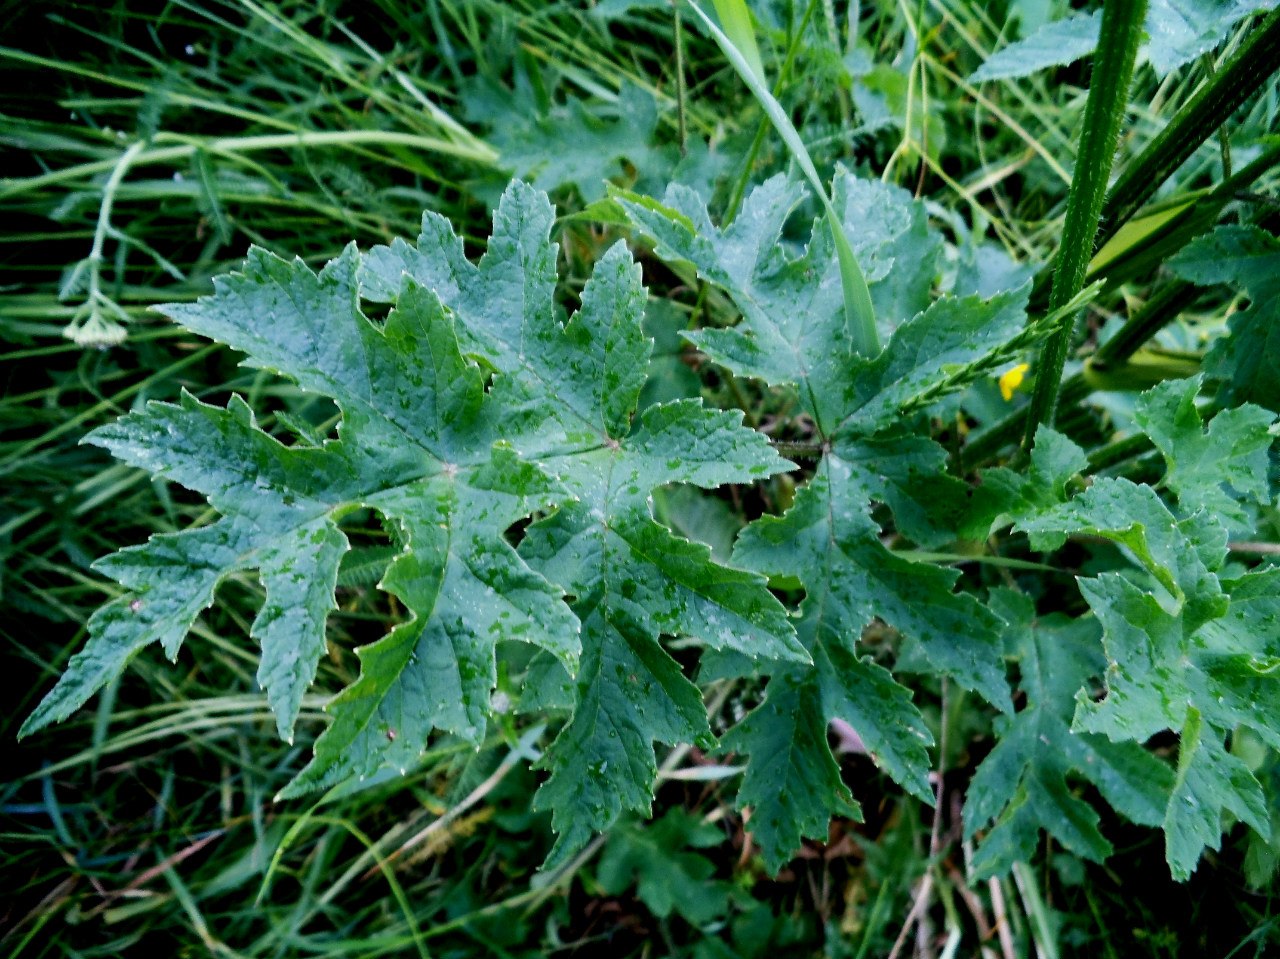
63,139,148,345
1089,281,1198,370
771,439,827,459
724,122,772,223
673,0,688,155
1021,0,1147,449
87,140,146,287
1099,8,1280,246
1087,432,1155,472
1081,347,1200,391
1086,140,1280,289
966,145,1280,466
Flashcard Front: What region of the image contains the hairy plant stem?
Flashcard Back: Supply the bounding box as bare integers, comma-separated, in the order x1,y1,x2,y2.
1021,0,1147,450
63,139,148,345
1018,12,1280,314
966,144,1280,469
771,439,827,459
1099,8,1280,245
1086,139,1280,291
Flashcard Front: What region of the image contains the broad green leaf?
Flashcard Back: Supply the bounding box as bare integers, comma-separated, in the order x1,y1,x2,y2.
521,401,803,866
829,434,970,549
1169,225,1280,412
720,673,865,872
493,84,662,201
836,284,1031,434
82,394,354,736
1176,566,1280,751
1166,706,1270,880
617,176,851,430
620,172,1038,868
463,74,683,202
969,11,1103,82
284,450,578,793
964,426,1090,537
1020,489,1273,879
1132,374,1275,531
620,174,1054,440
833,174,943,332
972,3,1275,81
1144,0,1278,76
724,445,1008,870
965,589,1172,878
1060,564,1271,883
362,186,651,449
25,260,581,758
737,455,1011,709
252,521,348,740
965,386,1278,879
19,516,258,737
652,484,742,562
359,181,802,864
1017,477,1227,627
24,183,802,870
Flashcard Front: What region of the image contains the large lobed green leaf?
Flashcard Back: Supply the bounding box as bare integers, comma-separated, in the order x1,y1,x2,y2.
616,172,941,431
964,589,1172,878
22,181,804,865
356,182,806,863
1169,225,1280,413
622,173,1043,868
976,378,1278,879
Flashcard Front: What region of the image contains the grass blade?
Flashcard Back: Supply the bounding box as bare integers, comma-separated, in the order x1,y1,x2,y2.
687,0,879,356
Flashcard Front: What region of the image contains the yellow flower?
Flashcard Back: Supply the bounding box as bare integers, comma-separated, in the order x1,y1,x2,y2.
998,363,1030,401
